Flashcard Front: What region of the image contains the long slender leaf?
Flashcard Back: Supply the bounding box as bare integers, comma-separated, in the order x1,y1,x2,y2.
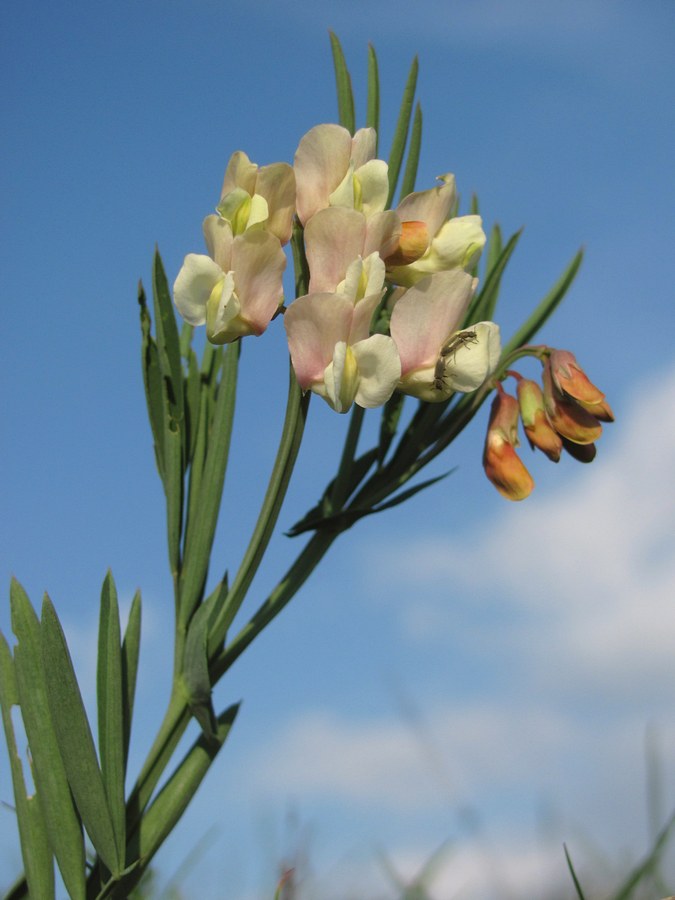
179,341,239,629
181,595,218,741
329,31,355,133
97,572,126,860
152,248,184,425
121,589,141,773
0,633,54,900
501,249,584,360
138,282,165,477
10,580,86,900
183,338,201,466
366,43,380,138
40,595,121,876
613,808,675,900
386,56,419,208
399,102,422,201
564,844,588,900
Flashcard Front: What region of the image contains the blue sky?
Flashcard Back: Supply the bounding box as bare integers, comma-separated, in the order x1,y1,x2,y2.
2,1,675,897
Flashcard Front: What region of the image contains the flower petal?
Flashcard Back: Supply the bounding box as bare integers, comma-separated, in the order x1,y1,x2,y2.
294,124,353,225
350,127,377,169
389,269,476,374
255,162,296,244
443,321,501,392
352,334,402,408
173,254,224,326
396,173,456,239
230,230,286,333
284,292,353,388
305,207,367,293
221,150,258,196
203,215,233,271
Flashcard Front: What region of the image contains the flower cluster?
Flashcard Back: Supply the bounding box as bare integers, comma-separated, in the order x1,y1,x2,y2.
173,123,499,415
483,349,614,500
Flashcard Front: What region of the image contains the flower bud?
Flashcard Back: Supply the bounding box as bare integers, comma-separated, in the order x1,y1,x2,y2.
542,360,602,445
515,376,563,461
549,349,606,407
383,220,430,267
483,387,534,501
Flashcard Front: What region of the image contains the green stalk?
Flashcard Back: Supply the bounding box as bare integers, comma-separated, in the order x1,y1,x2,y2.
208,364,310,655
330,404,365,511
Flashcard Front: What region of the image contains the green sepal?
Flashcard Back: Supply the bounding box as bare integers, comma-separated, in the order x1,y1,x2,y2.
0,631,55,900
40,595,122,876
399,102,422,202
386,55,419,208
96,572,126,859
121,589,141,772
366,43,380,140
329,31,355,134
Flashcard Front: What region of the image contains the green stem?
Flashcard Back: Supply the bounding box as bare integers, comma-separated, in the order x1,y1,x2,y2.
208,364,310,655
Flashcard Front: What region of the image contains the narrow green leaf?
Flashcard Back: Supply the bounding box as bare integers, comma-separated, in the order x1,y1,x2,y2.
563,844,588,900
121,589,141,772
183,384,209,554
469,193,479,215
152,248,184,424
399,102,422,201
465,228,522,327
184,342,201,466
501,249,584,360
378,385,406,465
386,56,419,208
613,808,675,900
133,704,239,867
369,471,453,516
10,580,86,900
97,572,126,860
485,222,503,276
366,43,380,138
40,595,121,876
181,599,218,741
179,342,239,628
329,31,355,133
162,408,184,578
138,281,165,477
0,633,55,900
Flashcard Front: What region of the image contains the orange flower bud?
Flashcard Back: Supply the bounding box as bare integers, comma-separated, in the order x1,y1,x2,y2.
542,360,602,445
549,349,606,406
483,387,534,501
383,220,430,267
561,437,597,463
516,377,562,462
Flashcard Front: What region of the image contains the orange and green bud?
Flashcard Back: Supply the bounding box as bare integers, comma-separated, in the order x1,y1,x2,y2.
383,220,430,267
542,360,603,445
515,376,563,461
483,385,534,501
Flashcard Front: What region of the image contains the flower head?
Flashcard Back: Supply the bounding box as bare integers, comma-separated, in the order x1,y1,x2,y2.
174,218,286,344
217,151,295,244
384,175,486,287
294,124,388,226
284,291,400,413
515,376,563,461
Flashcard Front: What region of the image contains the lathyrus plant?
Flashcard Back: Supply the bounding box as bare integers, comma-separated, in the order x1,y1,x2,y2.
0,33,613,900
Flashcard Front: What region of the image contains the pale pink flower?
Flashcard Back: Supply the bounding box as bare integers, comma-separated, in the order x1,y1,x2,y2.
217,150,295,244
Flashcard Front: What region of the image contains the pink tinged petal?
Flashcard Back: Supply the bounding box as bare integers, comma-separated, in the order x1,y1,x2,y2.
323,341,359,413
284,293,353,389
329,163,357,209
396,174,456,238
231,230,286,333
294,123,353,225
355,159,389,216
203,215,233,270
389,270,476,374
350,128,377,168
255,162,296,244
363,210,402,259
221,150,258,196
173,254,224,326
443,322,501,392
338,253,385,304
352,335,401,408
305,207,367,293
